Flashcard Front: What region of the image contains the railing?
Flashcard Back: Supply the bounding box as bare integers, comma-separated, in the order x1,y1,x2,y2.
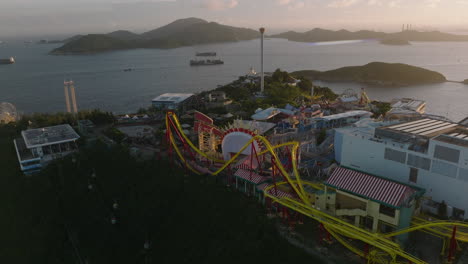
336,208,367,217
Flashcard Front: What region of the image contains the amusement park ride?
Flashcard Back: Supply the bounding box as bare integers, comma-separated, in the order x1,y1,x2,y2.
165,111,468,264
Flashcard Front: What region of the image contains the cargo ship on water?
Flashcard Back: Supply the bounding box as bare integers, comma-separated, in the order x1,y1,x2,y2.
190,59,224,66
0,57,15,65
196,52,216,56
190,52,223,66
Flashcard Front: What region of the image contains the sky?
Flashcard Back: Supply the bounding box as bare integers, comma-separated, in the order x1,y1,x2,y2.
2,0,468,39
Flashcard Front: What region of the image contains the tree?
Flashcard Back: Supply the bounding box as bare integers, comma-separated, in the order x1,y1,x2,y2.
272,69,290,83
297,77,313,93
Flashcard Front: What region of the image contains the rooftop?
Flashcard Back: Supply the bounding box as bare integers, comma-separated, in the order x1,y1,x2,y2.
380,118,458,138
326,167,419,208
320,110,372,121
434,130,468,147
152,93,194,104
459,117,468,127
251,107,294,121
229,120,276,135
22,124,80,148
391,98,426,111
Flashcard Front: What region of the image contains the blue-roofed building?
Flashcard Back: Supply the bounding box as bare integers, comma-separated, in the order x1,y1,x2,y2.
152,93,195,111
13,124,80,174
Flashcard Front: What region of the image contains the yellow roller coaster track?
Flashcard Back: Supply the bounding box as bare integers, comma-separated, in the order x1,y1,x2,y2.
165,112,468,264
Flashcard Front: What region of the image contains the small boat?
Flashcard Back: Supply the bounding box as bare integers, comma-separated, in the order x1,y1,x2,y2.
196,52,216,57
190,59,224,66
0,57,15,65
123,68,133,72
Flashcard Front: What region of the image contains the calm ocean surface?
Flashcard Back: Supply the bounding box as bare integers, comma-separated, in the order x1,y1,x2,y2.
0,38,467,121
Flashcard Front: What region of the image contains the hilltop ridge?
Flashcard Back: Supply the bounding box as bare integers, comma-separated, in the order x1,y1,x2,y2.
51,18,258,54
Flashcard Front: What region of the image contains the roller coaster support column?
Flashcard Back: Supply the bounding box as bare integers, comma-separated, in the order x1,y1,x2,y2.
447,226,457,263
364,244,369,263
318,223,331,244
165,117,173,167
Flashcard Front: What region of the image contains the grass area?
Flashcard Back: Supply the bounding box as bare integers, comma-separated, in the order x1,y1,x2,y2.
0,124,321,263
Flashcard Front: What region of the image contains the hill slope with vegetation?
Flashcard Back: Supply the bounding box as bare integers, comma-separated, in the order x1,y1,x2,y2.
51,18,258,54
0,113,319,263
293,62,446,86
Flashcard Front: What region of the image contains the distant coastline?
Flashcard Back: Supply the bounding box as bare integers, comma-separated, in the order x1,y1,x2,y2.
271,29,468,46
380,38,411,46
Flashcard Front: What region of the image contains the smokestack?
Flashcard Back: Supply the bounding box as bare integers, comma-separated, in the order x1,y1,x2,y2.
259,27,265,94
64,80,71,113
69,81,78,113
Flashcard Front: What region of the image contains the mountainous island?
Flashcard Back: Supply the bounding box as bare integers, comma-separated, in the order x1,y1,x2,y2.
271,29,468,45
293,62,446,86
51,18,258,54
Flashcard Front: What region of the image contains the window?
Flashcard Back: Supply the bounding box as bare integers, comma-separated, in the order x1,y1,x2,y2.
379,204,396,217
459,168,468,182
409,168,418,183
432,160,457,178
384,148,406,164
407,154,431,170
434,145,460,163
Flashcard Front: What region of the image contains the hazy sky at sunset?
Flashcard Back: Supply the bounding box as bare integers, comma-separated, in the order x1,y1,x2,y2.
2,0,468,38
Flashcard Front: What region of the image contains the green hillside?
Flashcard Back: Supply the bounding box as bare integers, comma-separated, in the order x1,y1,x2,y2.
293,62,446,86
51,34,133,54
51,18,258,54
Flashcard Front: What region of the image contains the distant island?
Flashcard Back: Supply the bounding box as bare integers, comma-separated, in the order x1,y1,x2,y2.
292,62,446,86
271,29,468,45
51,18,258,54
380,38,411,46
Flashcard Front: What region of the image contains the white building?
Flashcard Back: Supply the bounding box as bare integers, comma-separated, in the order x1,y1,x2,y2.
151,93,194,110
13,124,80,174
334,118,468,219
387,98,426,119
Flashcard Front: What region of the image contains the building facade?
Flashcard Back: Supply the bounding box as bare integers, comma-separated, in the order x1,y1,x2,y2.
313,167,422,242
335,118,468,219
13,124,80,174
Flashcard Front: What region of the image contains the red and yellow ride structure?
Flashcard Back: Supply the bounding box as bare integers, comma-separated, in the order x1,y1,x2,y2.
165,111,468,264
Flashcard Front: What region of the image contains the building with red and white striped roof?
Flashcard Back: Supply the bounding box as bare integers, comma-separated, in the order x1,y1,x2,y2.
325,167,418,208
318,166,424,234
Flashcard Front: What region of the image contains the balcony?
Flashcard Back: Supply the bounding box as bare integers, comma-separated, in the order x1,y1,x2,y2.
336,208,367,217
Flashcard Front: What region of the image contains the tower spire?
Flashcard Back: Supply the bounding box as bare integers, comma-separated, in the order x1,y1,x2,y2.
259,27,265,94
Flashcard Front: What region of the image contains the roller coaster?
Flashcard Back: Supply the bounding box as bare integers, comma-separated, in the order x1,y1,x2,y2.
165,111,468,264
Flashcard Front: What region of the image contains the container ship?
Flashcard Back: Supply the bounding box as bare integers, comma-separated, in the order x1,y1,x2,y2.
0,57,15,64
196,52,216,56
190,59,224,66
